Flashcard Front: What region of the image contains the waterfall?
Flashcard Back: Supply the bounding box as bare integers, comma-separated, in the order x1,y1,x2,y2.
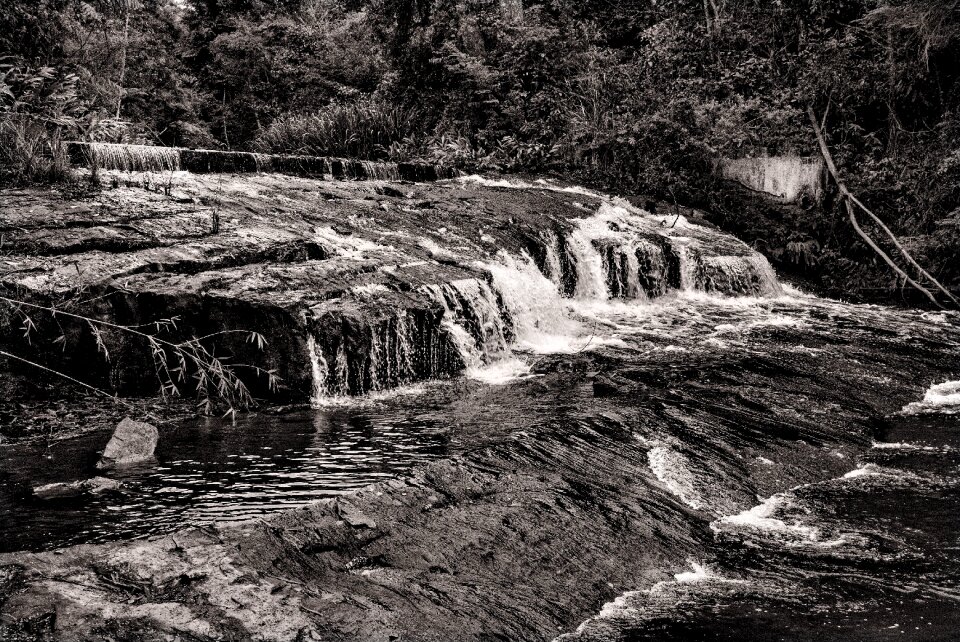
600,243,646,300
87,142,181,172
700,255,783,297
361,161,401,181
252,153,273,173
566,219,610,300
560,201,785,301
634,239,670,298
672,240,703,291
542,230,564,286
333,343,350,396
623,249,643,299
306,334,329,404
481,252,581,353
305,193,786,402
421,279,511,364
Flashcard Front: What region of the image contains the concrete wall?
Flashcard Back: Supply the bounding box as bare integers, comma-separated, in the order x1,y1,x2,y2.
718,156,826,203
66,142,460,182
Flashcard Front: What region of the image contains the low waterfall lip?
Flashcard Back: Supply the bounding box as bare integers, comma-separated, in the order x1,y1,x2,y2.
302,174,795,404
309,381,437,408
453,174,606,200
465,357,540,385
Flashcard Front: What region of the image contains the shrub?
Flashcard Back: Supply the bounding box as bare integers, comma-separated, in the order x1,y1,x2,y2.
254,100,422,160
0,116,71,184
0,62,82,185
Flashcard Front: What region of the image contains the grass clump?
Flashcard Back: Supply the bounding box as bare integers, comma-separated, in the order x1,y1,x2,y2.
254,100,421,161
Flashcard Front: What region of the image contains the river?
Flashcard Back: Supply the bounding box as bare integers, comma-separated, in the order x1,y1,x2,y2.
1,176,958,640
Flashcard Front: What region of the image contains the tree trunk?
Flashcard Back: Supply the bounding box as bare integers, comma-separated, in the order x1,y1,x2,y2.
807,106,957,308
115,6,130,119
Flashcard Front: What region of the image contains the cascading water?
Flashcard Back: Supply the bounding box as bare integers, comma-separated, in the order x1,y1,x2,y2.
360,160,402,181
541,230,565,287
481,252,585,354
673,240,703,291
8,171,960,642
701,254,783,297
87,142,181,172
566,217,611,301
306,334,328,405
306,188,789,402
252,152,273,173
421,279,510,367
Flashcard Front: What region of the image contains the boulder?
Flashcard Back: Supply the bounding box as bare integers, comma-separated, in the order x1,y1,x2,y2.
33,477,121,501
96,418,158,469
336,500,377,529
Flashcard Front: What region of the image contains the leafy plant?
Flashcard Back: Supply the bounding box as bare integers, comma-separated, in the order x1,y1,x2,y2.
1,295,279,417
254,99,422,160
0,61,83,184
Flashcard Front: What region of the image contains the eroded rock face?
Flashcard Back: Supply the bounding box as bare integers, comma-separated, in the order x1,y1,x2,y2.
0,172,782,405
97,418,158,469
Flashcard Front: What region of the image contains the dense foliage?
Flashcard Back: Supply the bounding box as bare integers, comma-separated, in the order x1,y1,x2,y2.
1,0,959,298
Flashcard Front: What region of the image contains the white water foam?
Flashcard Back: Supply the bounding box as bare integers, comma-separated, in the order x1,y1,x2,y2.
309,381,433,408
481,252,589,354
670,561,724,585
314,225,393,260
647,446,705,511
542,230,564,286
562,561,743,638
902,380,960,415
351,283,391,296
871,441,943,452
565,217,611,300
466,358,537,385
456,174,605,199
712,493,825,543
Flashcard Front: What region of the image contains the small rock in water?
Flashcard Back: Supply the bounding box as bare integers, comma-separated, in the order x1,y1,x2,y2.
85,476,122,495
33,476,121,500
97,417,158,469
32,481,84,501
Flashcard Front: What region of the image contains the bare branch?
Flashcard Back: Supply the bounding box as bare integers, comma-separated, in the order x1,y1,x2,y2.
807,106,954,308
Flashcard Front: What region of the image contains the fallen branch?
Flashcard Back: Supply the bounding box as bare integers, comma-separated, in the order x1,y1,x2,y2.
807,106,953,308
846,191,960,307
841,199,938,306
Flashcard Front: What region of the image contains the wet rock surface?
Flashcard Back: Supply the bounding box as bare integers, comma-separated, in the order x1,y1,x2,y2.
0,172,771,403
2,172,958,642
97,418,158,469
31,476,121,501
1,291,958,641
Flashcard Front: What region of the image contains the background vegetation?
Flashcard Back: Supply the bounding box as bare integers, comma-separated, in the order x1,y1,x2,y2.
2,0,959,300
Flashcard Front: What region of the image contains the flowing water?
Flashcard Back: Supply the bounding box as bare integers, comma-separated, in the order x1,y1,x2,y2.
2,178,959,638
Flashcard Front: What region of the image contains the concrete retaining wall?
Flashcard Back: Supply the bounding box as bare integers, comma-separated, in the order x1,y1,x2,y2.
718,156,826,203
67,141,459,182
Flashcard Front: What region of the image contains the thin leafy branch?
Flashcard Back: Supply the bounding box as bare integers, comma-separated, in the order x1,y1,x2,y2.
0,294,279,415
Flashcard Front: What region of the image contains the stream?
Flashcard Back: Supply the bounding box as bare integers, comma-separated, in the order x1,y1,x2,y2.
1,178,959,639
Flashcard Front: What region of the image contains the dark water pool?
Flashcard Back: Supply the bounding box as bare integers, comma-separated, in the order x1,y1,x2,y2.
0,406,452,552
